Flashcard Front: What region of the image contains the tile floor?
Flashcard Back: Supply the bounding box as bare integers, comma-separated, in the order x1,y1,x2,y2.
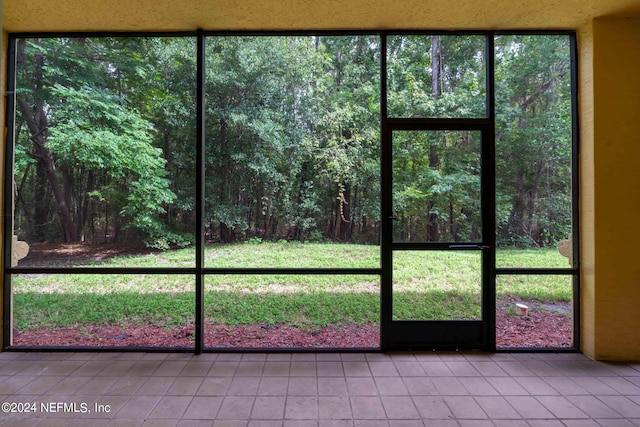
0,351,639,426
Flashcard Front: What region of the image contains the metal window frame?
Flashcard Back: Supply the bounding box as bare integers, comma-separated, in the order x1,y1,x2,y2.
2,30,579,353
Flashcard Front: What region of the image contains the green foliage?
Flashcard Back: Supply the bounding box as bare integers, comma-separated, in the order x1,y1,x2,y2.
495,35,572,248
15,37,187,246
13,34,573,249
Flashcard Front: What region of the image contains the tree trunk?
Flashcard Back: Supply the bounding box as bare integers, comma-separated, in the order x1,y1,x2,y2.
16,40,78,242
427,36,442,242
218,118,235,243
17,97,78,242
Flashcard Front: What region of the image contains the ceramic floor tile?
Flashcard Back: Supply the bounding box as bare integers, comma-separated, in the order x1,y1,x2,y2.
69,361,109,377
148,396,193,419
340,354,367,362
596,419,638,427
262,363,290,377
317,377,349,396
474,396,522,419
227,377,261,396
345,377,378,396
523,360,564,377
492,420,529,427
291,354,317,362
196,377,232,396
469,362,507,377
342,362,371,377
442,396,487,419
445,362,481,377
289,362,317,377
412,395,454,419
16,376,64,395
251,396,286,420
393,362,425,377
543,376,590,395
574,362,623,377
138,377,182,396
598,377,640,395
166,377,204,396
570,377,619,395
216,396,255,420
319,421,353,427
216,354,243,362
374,377,409,396
106,376,147,396
182,396,223,420
316,353,342,362
460,377,499,395
265,354,292,362
256,377,288,396
387,420,424,427
77,376,120,395
318,396,352,419
208,362,239,377
495,362,536,377
432,377,469,395
513,376,560,395
485,377,528,395
287,377,317,396
45,376,93,395
242,354,267,362
316,362,344,377
567,395,626,418
42,361,86,376
597,395,640,418
601,364,640,377
368,362,399,377
2,351,640,425
97,361,138,377
527,419,566,427
181,362,214,377
284,396,318,419
504,395,554,419
403,376,439,395
380,396,421,419
154,361,187,377
558,420,601,427
421,362,454,377
350,396,386,419
125,361,162,376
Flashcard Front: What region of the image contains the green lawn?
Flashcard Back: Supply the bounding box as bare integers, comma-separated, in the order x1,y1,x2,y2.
13,242,572,330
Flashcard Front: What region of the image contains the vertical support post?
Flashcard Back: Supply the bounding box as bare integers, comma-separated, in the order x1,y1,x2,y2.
3,37,18,349
195,30,206,355
379,33,391,351
569,33,581,350
483,33,497,351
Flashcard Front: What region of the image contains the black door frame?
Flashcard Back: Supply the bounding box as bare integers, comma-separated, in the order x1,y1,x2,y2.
380,122,495,351
379,33,496,351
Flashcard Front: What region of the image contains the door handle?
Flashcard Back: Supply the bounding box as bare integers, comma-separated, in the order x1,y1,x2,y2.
448,244,492,250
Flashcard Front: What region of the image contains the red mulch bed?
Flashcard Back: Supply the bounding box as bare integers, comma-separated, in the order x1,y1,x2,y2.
12,302,572,349
12,324,381,349
496,298,573,348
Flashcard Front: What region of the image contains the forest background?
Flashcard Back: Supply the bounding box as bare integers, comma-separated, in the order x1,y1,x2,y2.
12,35,572,251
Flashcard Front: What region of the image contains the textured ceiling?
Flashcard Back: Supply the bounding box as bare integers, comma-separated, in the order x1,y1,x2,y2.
4,0,640,33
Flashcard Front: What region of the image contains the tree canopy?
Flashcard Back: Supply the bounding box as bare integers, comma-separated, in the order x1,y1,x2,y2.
12,34,573,249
